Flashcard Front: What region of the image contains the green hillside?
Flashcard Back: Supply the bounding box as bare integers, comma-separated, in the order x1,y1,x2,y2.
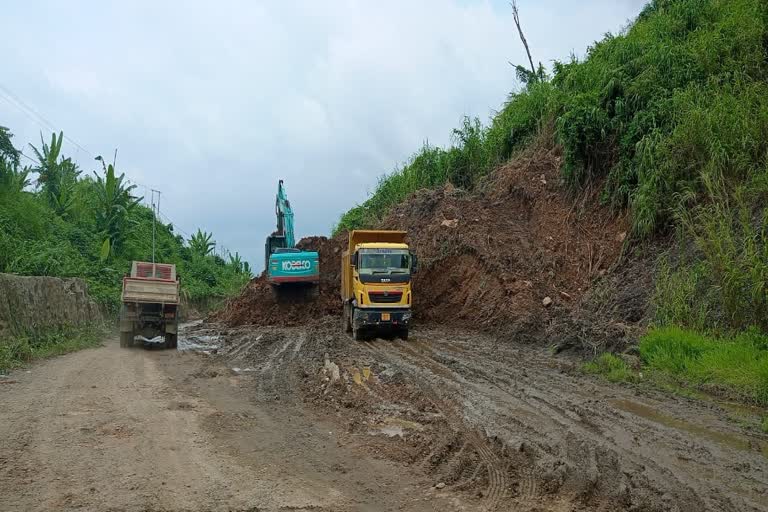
336,0,768,332
0,129,250,313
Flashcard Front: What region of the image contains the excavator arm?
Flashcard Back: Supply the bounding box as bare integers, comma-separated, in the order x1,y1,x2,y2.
274,179,295,249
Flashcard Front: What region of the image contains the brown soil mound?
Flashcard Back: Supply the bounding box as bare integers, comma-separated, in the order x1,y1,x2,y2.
215,135,638,343
379,137,630,341
211,236,343,326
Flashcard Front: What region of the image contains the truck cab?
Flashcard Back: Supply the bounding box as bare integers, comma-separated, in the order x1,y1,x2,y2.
341,231,417,340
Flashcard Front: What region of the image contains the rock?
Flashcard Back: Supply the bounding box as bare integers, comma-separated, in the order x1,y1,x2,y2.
436,482,446,489
440,218,459,228
323,353,341,383
542,296,553,307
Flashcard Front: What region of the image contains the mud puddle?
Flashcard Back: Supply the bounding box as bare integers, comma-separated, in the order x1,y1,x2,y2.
178,321,222,353
369,417,426,438
612,398,768,457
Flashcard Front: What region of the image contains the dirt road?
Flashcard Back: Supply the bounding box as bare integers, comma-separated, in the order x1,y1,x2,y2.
1,324,766,512
0,333,463,512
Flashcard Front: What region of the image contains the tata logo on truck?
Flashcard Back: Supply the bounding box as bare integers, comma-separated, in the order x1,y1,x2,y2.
281,260,312,272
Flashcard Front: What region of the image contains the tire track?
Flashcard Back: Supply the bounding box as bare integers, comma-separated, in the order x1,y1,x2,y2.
381,339,711,511
360,341,509,511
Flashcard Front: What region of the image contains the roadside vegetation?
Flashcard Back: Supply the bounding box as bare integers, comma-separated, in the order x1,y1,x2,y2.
0,127,251,314
336,0,768,407
0,324,105,372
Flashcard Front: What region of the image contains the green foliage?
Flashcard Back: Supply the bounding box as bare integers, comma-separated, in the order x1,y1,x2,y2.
0,158,30,194
762,416,768,434
640,326,768,405
583,353,635,382
655,175,768,332
0,127,250,313
653,257,711,331
30,131,82,216
0,126,20,166
0,324,105,373
189,229,215,257
336,0,768,237
92,163,141,257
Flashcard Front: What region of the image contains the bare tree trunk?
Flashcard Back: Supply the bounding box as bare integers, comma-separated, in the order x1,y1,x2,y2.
511,0,536,75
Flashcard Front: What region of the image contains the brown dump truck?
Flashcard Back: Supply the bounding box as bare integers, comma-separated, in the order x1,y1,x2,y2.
119,261,180,349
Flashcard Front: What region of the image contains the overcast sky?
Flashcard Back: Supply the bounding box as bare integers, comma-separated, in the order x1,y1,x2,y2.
1,0,645,269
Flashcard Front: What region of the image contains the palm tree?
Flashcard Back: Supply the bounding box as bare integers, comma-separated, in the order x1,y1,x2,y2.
189,229,215,257
93,163,142,259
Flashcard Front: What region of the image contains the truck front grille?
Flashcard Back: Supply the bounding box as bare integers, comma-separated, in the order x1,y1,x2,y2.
368,291,403,304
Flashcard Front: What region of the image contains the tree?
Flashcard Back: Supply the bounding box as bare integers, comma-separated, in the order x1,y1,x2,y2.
189,229,215,257
228,251,252,276
0,160,30,194
93,163,142,259
0,127,29,193
29,131,81,215
0,126,20,167
509,1,546,85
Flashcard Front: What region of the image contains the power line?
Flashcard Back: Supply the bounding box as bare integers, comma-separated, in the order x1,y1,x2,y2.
1,83,225,252
0,83,93,157
17,150,37,164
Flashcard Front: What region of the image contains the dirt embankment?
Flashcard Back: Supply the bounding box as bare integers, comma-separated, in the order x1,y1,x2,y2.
0,273,102,336
212,237,343,326
216,137,649,348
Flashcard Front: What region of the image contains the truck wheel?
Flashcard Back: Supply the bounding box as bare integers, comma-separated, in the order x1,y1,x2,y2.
165,333,178,350
120,331,133,348
399,328,409,341
352,324,365,342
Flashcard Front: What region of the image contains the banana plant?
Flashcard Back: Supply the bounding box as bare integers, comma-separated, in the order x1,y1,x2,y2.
189,229,215,257
0,159,30,193
93,163,141,260
29,131,81,215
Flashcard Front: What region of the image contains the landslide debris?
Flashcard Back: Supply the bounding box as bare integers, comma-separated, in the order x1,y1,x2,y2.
215,136,646,347
211,236,342,326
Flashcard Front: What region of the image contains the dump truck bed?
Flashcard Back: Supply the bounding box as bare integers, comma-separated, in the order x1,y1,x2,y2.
121,262,179,304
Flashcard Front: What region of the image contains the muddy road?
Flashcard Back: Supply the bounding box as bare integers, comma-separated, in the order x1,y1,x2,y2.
1,323,766,511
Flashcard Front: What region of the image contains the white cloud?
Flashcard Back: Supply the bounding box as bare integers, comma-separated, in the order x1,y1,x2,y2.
0,0,645,268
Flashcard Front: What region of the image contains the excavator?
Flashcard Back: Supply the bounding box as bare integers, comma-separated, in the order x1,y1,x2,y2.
265,180,320,300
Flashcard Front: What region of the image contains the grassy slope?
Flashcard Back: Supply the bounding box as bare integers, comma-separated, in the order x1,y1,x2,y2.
335,0,768,405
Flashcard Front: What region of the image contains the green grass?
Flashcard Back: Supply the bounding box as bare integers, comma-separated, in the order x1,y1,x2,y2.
0,324,106,373
639,326,768,406
761,416,768,434
583,353,636,383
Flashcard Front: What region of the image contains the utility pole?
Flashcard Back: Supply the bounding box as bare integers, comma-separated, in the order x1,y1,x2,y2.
151,189,161,263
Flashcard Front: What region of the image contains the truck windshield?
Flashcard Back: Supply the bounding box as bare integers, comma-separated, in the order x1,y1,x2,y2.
358,250,410,275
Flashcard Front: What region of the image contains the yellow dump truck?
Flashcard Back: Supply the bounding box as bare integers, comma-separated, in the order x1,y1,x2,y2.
341,230,417,341
119,261,180,349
